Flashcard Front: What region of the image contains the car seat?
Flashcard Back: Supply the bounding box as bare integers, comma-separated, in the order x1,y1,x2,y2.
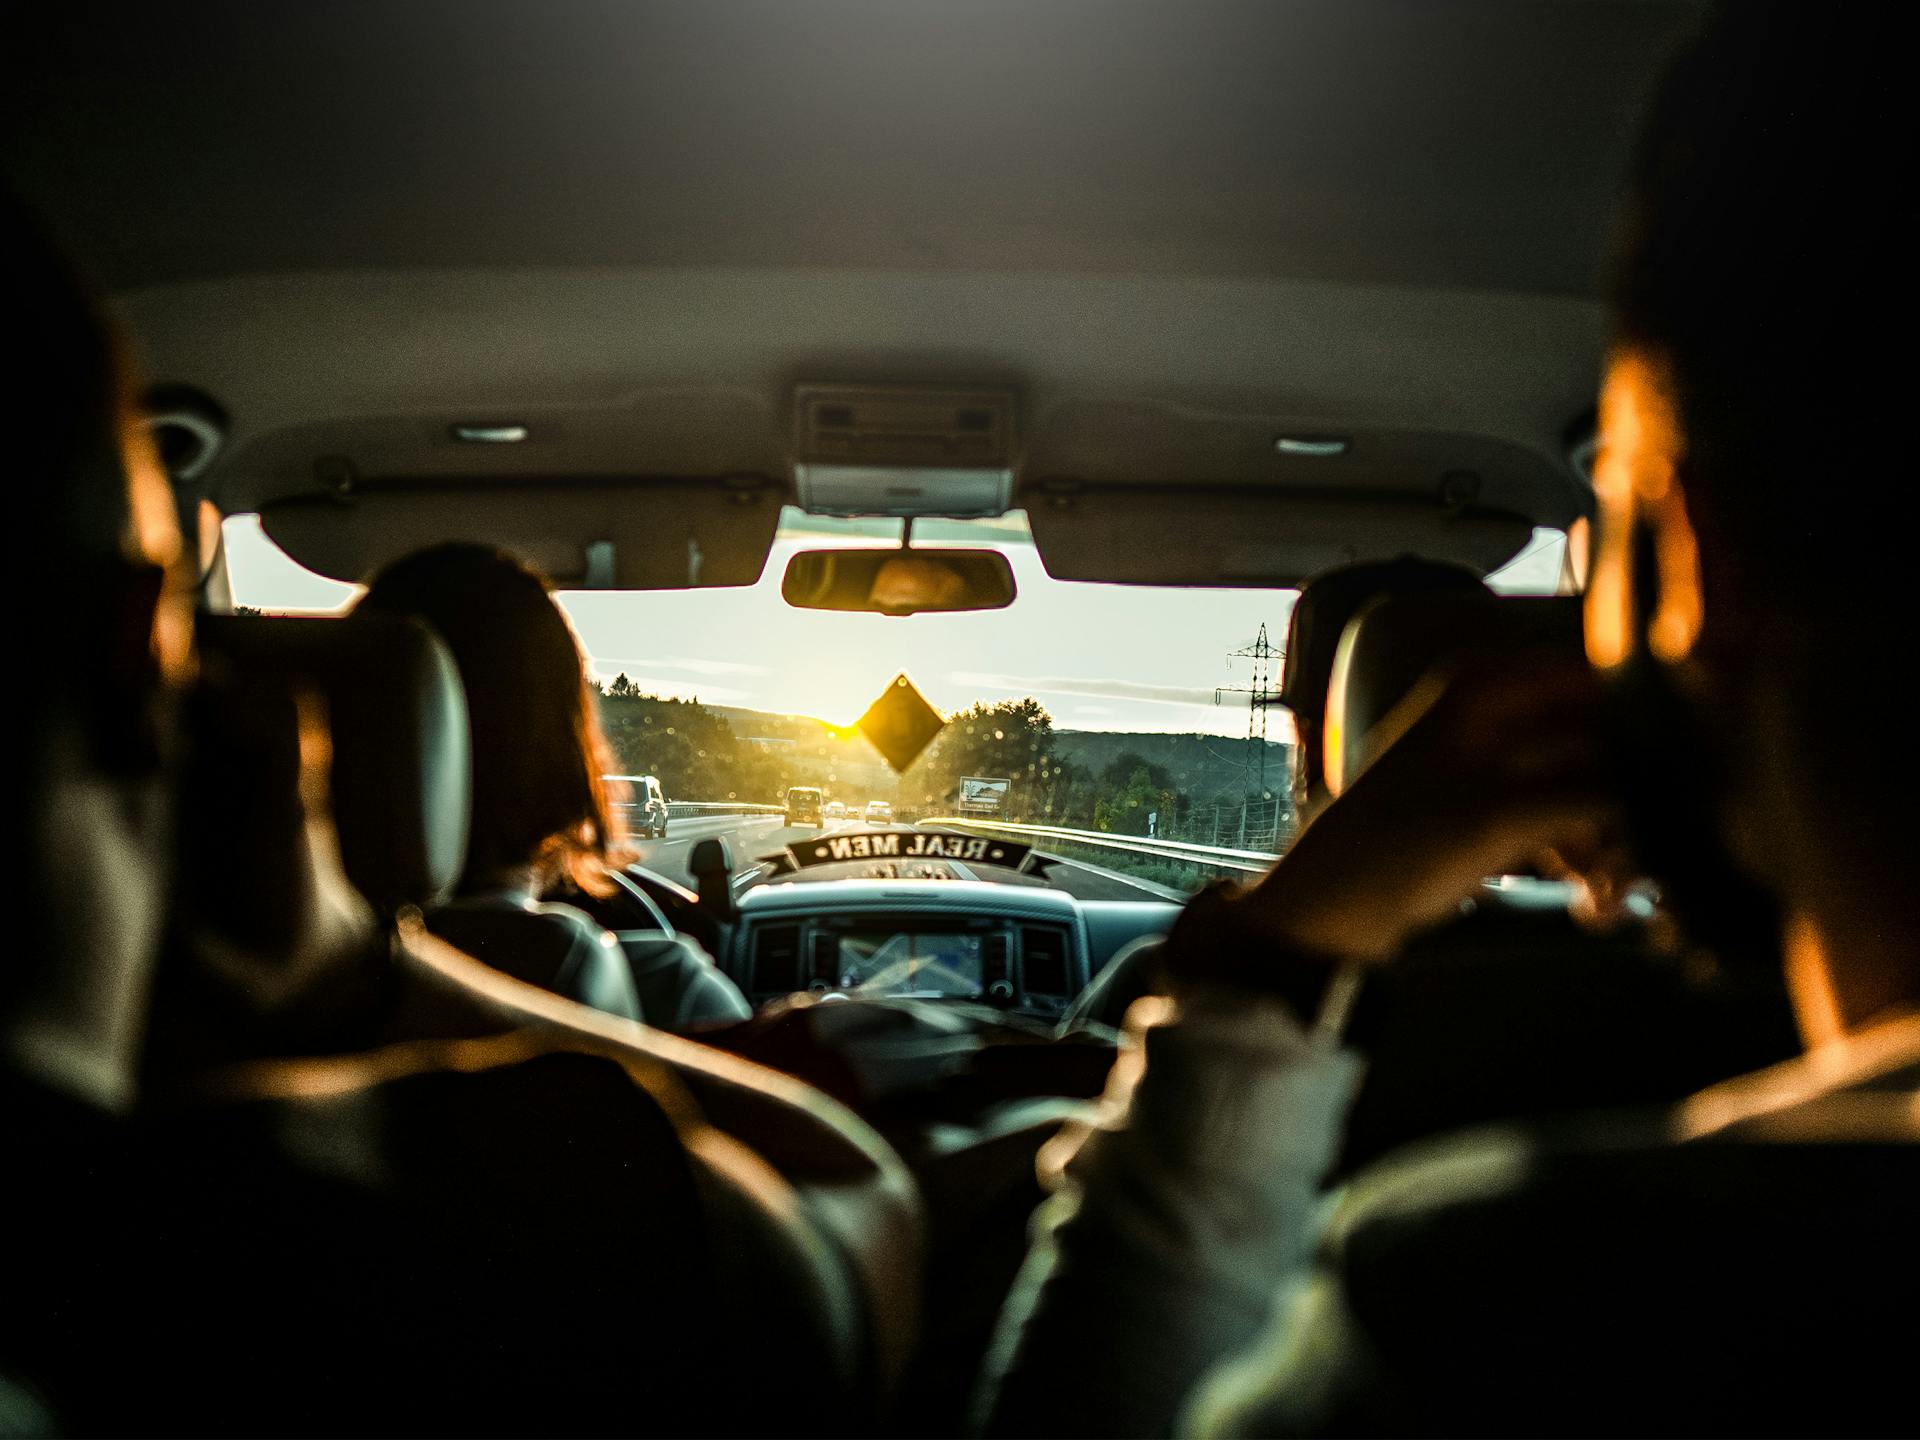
142,610,924,1432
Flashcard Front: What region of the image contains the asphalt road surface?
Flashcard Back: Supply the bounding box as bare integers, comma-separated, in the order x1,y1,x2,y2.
625,813,1187,902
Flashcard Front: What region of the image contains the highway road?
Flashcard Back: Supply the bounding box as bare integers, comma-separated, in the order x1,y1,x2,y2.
624,812,789,891
625,812,1188,902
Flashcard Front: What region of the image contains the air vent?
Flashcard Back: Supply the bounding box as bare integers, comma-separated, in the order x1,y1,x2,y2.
751,924,803,997
1019,926,1071,998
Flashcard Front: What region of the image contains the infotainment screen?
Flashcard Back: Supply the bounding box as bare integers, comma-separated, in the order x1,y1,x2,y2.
835,931,984,998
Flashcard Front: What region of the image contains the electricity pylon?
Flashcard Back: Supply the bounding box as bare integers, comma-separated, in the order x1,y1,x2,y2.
1214,623,1284,798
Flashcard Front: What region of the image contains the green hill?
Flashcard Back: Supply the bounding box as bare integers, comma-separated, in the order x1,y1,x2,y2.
1053,729,1293,804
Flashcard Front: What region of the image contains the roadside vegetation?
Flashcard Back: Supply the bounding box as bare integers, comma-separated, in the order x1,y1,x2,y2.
596,679,1293,849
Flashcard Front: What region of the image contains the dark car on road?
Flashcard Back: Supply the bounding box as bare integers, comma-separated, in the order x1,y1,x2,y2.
784,786,824,827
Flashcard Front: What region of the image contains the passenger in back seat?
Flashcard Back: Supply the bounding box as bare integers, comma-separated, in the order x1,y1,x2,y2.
356,541,750,1031
985,6,1915,1434
3,198,198,1431
1,202,915,1436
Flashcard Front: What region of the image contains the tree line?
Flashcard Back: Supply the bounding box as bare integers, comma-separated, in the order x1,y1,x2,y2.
595,676,1281,834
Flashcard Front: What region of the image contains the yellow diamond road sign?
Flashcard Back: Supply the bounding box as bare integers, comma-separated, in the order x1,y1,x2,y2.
856,673,946,774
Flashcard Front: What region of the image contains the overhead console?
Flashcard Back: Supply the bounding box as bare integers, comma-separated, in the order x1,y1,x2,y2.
792,383,1019,519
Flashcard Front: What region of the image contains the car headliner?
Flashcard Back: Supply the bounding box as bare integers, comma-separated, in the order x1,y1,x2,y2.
2,0,1704,585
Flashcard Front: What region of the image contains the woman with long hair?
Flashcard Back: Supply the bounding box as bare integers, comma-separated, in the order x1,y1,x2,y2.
356,543,748,1029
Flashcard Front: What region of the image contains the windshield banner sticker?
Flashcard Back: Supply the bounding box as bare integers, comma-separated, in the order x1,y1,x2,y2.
786,831,1033,870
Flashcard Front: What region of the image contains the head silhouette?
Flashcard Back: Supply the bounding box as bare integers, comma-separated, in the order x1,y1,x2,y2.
6,197,194,1106
1595,3,1911,1029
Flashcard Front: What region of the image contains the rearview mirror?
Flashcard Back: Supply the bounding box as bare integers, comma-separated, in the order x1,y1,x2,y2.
781,548,1016,616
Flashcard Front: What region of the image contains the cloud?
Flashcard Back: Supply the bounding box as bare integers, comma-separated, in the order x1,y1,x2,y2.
948,670,1222,707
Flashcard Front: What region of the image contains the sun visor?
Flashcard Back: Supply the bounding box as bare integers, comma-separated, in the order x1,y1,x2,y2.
260,478,782,589
1025,486,1536,587
1018,402,1582,585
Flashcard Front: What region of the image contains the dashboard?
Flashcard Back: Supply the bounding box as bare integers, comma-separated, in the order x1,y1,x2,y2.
723,879,1177,1019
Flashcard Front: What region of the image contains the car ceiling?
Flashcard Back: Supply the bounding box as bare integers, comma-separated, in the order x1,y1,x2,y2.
2,0,1705,588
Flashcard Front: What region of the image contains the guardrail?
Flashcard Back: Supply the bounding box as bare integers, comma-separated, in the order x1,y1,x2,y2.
610,798,785,821
921,815,1279,879
666,801,785,818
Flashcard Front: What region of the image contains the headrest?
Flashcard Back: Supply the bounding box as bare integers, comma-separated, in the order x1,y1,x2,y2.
197,613,471,912
1325,592,1582,795
147,648,384,1087
1281,558,1489,710
1278,557,1486,798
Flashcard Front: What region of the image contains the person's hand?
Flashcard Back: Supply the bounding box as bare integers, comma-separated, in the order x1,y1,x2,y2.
1210,658,1621,972
1538,834,1647,931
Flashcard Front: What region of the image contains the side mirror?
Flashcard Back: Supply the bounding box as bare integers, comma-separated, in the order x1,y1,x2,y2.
688,836,736,922
781,548,1016,616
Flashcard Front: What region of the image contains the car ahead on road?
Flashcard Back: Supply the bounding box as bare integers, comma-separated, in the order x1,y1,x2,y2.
862,800,894,825
784,786,824,827
608,773,669,838
823,800,847,822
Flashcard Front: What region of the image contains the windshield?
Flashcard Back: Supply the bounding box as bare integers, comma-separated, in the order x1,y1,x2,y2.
225,508,1564,900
